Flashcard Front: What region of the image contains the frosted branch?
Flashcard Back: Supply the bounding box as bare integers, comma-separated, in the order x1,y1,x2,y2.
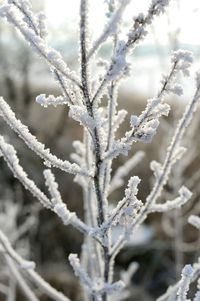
53,69,77,106
134,72,200,226
91,0,172,105
112,109,128,133
5,255,39,301
69,253,124,298
92,176,142,238
87,0,130,60
103,51,193,160
128,50,193,141
44,169,91,235
0,136,52,209
8,0,39,35
5,1,81,103
0,138,91,236
0,230,71,301
0,97,90,177
157,260,200,301
69,105,96,131
68,253,93,293
0,3,81,88
36,94,69,107
149,186,192,213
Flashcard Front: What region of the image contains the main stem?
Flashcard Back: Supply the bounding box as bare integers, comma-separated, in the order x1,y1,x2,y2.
80,1,110,300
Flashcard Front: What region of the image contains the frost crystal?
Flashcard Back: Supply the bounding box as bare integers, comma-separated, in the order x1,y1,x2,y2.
171,50,193,76
37,12,48,39
36,94,69,107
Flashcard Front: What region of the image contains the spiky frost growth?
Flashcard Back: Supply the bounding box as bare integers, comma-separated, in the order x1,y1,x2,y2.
0,2,81,89
137,72,200,222
36,94,69,107
43,169,91,234
91,176,142,240
0,136,52,209
104,50,193,160
177,265,193,301
0,97,90,177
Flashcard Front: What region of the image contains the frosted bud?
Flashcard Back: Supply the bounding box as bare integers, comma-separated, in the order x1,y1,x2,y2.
171,84,183,96
150,160,162,179
188,215,200,230
146,119,159,129
182,264,193,277
172,50,193,77
171,146,186,163
179,186,192,200
130,115,138,127
133,13,145,23
125,176,141,198
172,50,193,64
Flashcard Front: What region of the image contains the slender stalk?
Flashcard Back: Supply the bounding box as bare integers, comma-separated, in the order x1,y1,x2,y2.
80,2,109,300
5,256,39,301
80,0,105,227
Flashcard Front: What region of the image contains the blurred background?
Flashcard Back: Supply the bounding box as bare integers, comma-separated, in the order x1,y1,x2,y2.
0,0,200,300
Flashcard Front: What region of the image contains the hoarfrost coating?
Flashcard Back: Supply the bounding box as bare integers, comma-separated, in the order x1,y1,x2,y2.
0,0,199,301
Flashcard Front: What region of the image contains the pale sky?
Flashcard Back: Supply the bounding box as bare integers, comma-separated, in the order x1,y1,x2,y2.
45,0,200,45
44,0,200,97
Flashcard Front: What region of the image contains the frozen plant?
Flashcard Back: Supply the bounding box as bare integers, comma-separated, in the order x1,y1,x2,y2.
0,0,199,301
158,216,200,301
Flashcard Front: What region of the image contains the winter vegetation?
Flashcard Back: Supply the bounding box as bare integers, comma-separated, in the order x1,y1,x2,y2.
0,0,199,301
